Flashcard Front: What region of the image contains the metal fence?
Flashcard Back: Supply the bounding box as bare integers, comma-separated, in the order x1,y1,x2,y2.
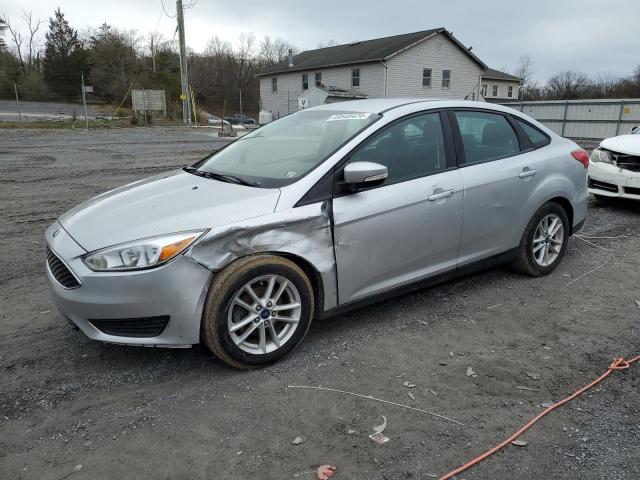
502,99,640,139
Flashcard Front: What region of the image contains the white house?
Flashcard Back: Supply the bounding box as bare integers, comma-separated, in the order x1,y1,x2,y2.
257,28,521,118
481,68,522,102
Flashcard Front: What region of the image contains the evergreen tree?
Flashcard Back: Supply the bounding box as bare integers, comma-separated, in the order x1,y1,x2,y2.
43,8,87,99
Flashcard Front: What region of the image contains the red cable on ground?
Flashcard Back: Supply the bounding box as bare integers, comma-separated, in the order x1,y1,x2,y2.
439,354,640,480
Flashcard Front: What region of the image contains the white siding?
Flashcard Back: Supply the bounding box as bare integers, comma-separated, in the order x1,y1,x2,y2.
259,63,385,118
385,33,484,100
481,79,520,100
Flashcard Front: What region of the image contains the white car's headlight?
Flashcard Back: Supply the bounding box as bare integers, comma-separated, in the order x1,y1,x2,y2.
589,148,612,164
83,230,206,271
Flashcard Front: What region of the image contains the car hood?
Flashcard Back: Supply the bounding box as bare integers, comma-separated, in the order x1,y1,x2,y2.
600,134,640,156
59,170,281,252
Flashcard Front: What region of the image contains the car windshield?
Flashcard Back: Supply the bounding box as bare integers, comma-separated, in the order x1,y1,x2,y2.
193,109,381,188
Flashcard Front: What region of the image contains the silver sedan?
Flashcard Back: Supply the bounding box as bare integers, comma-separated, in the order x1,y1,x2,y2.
46,99,589,368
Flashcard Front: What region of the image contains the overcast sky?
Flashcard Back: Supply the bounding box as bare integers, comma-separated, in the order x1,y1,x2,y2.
2,0,637,81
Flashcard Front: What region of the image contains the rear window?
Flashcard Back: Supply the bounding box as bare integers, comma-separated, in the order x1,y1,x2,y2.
454,111,520,164
516,119,550,148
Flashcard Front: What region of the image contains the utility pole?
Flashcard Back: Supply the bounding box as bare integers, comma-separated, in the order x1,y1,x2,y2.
176,0,191,125
81,73,89,130
13,81,22,123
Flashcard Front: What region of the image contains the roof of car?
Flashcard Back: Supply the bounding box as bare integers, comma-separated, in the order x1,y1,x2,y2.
257,28,487,76
307,99,545,121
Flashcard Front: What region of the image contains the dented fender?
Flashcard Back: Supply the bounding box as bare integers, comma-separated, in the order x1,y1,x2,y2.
187,201,338,310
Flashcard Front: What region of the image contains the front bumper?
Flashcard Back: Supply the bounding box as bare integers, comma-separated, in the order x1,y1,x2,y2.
588,160,640,200
45,223,213,346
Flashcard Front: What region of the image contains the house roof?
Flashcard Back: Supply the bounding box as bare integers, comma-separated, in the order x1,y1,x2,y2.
257,28,488,76
482,68,522,82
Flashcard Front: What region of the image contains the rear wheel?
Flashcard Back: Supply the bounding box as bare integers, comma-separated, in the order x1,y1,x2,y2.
512,202,569,277
201,255,314,369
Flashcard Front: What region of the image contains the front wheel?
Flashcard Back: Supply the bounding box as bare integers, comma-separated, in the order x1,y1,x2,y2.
512,202,570,277
201,255,314,369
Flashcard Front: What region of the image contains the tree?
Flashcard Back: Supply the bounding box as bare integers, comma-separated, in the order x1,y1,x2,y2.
513,55,534,99
1,11,45,74
0,17,7,49
545,70,590,99
258,36,296,66
87,23,140,102
43,8,87,99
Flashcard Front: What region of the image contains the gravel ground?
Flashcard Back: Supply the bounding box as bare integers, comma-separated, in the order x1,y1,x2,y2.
0,127,638,480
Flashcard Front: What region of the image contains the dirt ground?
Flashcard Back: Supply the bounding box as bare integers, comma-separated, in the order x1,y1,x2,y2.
0,127,638,480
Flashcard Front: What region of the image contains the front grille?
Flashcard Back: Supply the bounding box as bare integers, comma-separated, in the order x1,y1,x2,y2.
624,186,640,196
88,316,170,338
47,246,81,289
588,177,618,193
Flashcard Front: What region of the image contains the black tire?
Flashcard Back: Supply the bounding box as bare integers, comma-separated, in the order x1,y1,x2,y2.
511,201,570,277
201,255,314,369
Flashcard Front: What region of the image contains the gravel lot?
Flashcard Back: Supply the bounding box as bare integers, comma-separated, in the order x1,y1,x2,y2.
1,127,638,480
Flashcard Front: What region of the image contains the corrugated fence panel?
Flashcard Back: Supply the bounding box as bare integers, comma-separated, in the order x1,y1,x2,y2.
520,104,566,120
503,99,640,139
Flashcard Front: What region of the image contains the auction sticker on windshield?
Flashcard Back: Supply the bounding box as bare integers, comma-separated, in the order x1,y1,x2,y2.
327,112,373,121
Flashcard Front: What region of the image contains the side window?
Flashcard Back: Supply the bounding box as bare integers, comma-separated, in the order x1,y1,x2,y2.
271,78,277,93
422,68,432,87
454,110,520,164
442,70,451,89
351,68,360,87
302,74,308,90
315,72,322,87
515,118,550,148
349,112,448,184
492,85,498,97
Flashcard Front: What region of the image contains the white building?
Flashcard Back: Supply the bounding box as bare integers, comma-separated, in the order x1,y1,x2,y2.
481,68,522,103
257,28,521,118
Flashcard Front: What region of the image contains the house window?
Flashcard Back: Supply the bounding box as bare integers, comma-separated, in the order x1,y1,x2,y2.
508,85,513,98
481,84,487,97
442,70,451,89
492,85,498,97
351,68,360,87
315,72,322,87
422,68,432,87
302,74,308,90
271,77,277,93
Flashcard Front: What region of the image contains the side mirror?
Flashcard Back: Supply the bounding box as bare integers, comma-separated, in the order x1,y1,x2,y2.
343,161,388,188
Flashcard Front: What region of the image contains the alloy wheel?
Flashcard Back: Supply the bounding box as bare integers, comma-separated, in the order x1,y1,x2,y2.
227,274,302,355
532,214,564,267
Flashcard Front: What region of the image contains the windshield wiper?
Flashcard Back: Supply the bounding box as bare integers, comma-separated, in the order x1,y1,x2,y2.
183,167,259,187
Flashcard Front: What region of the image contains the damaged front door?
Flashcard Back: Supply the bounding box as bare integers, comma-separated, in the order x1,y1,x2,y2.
332,111,464,304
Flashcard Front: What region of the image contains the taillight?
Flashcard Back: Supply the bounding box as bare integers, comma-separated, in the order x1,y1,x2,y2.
571,149,589,168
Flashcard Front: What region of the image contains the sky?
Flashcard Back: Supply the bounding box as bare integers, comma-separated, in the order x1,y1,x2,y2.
2,0,638,82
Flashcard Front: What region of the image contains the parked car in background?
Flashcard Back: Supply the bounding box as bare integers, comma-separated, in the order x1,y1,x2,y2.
45,99,588,369
588,126,640,200
224,114,256,125
207,114,230,126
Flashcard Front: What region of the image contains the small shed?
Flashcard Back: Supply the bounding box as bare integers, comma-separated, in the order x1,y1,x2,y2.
298,86,367,109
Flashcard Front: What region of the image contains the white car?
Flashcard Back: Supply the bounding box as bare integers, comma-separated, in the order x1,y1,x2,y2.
207,115,231,126
588,126,640,200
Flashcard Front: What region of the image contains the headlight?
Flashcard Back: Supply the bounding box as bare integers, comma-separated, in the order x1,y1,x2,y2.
589,148,612,164
83,230,206,271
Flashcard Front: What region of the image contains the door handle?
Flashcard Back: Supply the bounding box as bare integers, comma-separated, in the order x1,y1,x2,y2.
519,168,537,178
428,189,454,201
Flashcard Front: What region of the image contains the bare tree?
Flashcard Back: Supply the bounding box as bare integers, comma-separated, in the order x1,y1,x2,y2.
513,55,534,99
147,31,164,73
259,36,297,66
545,70,590,99
0,11,44,73
317,39,338,48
